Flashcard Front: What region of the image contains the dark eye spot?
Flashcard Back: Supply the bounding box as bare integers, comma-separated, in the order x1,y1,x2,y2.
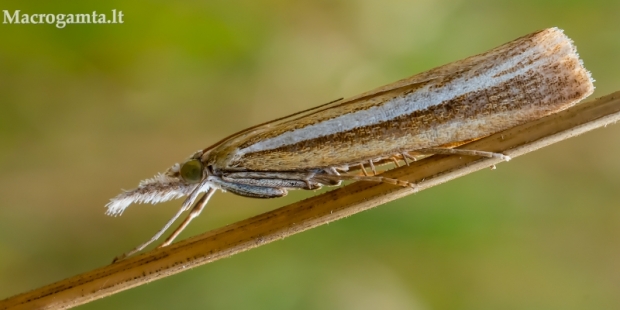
180,159,203,183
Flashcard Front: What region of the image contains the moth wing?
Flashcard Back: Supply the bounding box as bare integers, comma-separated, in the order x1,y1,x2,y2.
202,77,439,154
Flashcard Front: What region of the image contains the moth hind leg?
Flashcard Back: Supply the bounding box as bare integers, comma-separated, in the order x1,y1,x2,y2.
411,147,511,161
323,167,343,186
353,175,416,188
312,173,417,190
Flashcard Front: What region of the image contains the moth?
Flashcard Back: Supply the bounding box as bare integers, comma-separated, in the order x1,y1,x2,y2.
107,27,593,261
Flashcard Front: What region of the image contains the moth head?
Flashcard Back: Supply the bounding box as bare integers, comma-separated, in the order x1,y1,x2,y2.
178,159,204,184
105,151,209,216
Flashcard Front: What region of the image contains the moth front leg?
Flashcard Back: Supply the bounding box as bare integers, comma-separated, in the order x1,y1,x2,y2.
222,171,326,190
207,176,288,198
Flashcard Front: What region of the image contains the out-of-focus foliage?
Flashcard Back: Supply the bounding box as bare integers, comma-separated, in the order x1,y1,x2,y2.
1,1,619,309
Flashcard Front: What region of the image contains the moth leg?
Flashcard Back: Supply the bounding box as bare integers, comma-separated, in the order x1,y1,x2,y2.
390,156,401,167
368,160,377,175
158,188,216,248
401,153,411,166
352,175,416,188
325,167,340,175
402,152,418,162
359,163,369,176
222,171,312,181
222,171,333,188
112,185,213,263
334,165,350,173
209,176,288,198
324,167,342,186
111,193,205,263
221,176,321,190
414,148,511,161
313,173,417,190
112,205,187,262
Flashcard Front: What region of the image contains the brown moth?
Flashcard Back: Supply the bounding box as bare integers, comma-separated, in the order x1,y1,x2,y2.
107,27,593,261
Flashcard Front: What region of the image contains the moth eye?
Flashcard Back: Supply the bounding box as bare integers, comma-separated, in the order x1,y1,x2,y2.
180,159,203,183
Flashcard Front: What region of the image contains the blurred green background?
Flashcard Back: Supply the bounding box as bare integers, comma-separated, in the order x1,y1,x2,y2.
1,0,619,309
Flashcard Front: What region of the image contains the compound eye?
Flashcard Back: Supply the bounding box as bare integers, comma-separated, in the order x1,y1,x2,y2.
180,159,203,183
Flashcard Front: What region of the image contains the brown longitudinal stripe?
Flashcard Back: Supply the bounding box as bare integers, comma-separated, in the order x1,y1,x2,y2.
236,82,426,150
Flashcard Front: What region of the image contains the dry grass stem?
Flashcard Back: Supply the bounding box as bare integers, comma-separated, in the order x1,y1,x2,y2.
2,91,620,310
